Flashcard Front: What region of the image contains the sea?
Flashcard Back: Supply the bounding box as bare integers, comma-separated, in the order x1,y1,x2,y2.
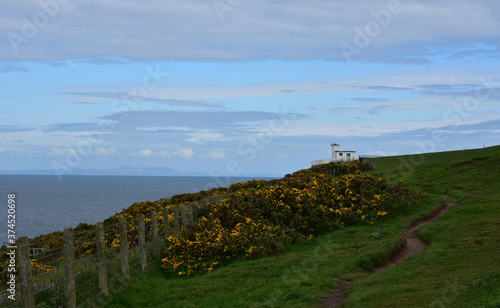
0,175,264,242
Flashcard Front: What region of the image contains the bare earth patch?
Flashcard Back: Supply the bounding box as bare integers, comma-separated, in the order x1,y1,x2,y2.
455,159,486,167
323,202,458,308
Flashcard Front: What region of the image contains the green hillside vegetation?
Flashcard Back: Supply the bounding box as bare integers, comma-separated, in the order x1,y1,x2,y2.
102,145,498,307
108,146,500,307
343,146,500,307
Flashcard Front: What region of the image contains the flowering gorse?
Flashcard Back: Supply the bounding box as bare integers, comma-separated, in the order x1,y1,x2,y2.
162,162,421,276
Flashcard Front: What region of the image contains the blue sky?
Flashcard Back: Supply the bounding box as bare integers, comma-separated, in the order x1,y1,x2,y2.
1,0,499,177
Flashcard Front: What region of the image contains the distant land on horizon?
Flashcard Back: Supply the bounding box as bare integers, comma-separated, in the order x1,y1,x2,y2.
0,165,283,178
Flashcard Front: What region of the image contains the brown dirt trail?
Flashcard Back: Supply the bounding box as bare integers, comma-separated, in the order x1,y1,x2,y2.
323,202,458,307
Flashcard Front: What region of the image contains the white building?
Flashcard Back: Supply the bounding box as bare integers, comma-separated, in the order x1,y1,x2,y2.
311,143,360,166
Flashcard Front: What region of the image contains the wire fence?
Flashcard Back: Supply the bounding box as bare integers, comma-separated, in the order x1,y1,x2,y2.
0,197,223,308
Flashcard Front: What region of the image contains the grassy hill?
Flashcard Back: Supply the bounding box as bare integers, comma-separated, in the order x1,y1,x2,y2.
106,145,500,307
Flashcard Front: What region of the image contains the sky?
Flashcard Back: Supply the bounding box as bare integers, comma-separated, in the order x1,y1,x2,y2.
1,0,499,177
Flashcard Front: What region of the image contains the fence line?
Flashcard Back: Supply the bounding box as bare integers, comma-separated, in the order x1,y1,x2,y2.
63,229,76,308
118,217,129,280
0,197,221,307
18,237,33,308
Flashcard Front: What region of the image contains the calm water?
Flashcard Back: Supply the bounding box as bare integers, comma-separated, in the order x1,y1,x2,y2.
0,175,260,241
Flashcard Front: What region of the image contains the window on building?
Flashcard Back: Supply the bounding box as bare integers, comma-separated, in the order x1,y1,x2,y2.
339,153,343,156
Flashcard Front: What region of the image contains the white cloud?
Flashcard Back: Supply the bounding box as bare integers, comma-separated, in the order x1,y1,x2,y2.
131,148,194,159
175,148,195,159
158,150,170,158
1,1,499,174
49,147,76,157
1,1,499,62
94,147,117,156
103,110,301,131
206,150,226,160
131,149,154,157
187,131,225,143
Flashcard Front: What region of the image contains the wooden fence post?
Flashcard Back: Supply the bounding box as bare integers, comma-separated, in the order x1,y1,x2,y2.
180,204,188,229
173,207,180,236
18,237,34,308
162,208,170,238
187,203,194,225
151,211,159,257
63,229,76,308
119,217,130,279
96,222,108,296
138,214,147,271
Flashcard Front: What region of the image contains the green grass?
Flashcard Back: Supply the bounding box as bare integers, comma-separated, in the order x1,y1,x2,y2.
343,146,500,307
105,145,500,307
105,210,421,308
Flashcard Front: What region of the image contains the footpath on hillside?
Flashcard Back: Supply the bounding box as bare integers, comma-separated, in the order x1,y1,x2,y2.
324,201,458,307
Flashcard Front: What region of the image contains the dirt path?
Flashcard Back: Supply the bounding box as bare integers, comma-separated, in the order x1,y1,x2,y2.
323,202,458,308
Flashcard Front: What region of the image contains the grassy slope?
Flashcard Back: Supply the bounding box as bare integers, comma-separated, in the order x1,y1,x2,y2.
105,146,500,308
344,146,500,307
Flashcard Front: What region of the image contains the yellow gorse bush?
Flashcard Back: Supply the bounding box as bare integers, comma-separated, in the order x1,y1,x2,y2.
162,163,422,276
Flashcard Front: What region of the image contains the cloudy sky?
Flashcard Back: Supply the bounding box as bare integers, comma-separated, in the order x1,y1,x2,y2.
1,0,499,177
